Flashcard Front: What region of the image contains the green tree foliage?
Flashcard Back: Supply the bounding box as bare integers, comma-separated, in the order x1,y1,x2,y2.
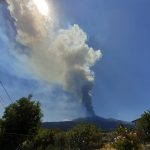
67,123,103,150
21,123,103,150
0,96,42,150
54,131,67,150
112,125,141,150
0,96,108,150
21,128,61,150
136,110,150,142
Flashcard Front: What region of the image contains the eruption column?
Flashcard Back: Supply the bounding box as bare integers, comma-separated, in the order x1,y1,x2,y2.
5,0,102,117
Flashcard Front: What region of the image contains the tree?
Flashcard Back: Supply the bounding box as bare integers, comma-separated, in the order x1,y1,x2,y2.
21,123,103,150
67,123,103,150
21,128,63,150
136,110,150,142
0,96,42,150
112,125,141,150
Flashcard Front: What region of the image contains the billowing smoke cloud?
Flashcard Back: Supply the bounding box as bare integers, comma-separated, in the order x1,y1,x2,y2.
5,0,102,116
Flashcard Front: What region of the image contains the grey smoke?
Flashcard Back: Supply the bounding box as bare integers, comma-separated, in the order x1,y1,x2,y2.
4,0,102,116
82,84,95,116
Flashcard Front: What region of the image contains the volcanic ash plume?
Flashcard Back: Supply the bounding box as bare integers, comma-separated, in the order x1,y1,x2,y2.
6,0,102,116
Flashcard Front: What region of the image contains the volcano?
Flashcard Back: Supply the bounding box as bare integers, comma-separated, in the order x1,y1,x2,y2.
42,115,133,131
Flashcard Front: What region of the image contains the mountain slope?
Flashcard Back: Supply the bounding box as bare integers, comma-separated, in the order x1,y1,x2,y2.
42,116,133,131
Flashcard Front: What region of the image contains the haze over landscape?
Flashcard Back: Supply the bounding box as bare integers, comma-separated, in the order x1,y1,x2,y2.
0,0,150,122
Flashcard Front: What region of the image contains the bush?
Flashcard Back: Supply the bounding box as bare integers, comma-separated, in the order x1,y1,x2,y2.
67,123,103,150
136,110,150,143
21,128,61,150
112,125,141,150
21,123,103,150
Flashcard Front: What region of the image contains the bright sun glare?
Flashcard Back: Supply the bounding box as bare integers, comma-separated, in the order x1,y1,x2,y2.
33,0,49,16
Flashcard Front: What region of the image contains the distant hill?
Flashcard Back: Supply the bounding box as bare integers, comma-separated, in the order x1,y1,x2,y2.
42,116,133,131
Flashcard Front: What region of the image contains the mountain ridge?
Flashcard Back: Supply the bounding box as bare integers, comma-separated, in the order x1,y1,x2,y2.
42,115,133,131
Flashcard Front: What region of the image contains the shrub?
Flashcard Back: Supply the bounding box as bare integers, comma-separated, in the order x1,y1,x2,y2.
112,125,141,150
66,123,103,150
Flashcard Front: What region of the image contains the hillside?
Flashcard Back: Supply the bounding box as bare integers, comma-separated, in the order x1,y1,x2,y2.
42,115,133,131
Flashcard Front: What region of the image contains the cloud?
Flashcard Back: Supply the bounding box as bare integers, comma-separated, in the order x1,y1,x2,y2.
1,0,102,118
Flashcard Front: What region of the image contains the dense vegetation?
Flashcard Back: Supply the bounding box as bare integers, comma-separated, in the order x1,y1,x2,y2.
0,96,150,150
0,96,42,150
136,111,150,142
20,123,103,150
0,96,103,150
112,125,141,150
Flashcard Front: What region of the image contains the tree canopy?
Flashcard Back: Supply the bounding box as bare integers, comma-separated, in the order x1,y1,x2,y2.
0,96,42,150
136,110,150,142
67,123,102,150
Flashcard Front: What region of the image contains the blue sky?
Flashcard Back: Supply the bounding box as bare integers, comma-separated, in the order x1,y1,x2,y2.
0,0,150,121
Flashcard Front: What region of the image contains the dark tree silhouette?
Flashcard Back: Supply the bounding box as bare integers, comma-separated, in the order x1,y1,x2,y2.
0,96,42,150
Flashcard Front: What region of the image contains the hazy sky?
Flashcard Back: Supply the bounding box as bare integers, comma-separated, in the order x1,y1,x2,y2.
0,0,150,122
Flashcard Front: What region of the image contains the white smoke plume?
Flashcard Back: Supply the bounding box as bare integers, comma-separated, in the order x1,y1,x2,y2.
5,0,102,116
